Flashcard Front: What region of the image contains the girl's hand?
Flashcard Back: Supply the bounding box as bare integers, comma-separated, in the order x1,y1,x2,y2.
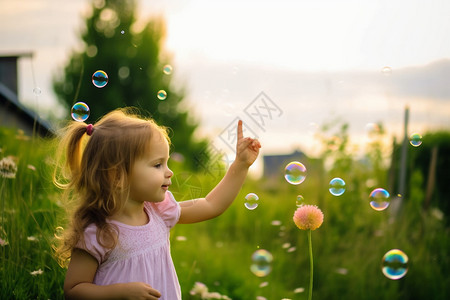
122,282,161,300
235,120,261,167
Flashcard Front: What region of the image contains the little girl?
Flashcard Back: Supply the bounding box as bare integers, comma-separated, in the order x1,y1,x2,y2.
53,108,261,300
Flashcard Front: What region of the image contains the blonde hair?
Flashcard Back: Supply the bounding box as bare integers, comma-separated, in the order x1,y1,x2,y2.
53,108,170,267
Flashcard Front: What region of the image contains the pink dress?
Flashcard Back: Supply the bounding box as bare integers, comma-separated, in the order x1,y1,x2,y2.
76,191,181,299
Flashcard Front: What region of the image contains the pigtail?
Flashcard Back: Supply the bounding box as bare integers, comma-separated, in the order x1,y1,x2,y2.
52,121,92,267
53,121,90,189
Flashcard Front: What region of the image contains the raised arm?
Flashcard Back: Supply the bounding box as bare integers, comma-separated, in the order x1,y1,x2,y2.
64,249,161,300
178,120,261,224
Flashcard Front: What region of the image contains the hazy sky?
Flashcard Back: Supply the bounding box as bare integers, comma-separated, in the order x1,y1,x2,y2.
1,0,450,175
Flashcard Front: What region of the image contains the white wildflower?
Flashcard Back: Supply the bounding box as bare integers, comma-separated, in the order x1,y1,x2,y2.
205,292,222,299
271,220,281,226
190,281,208,297
431,207,444,221
335,267,348,275
259,281,269,288
30,269,44,276
287,246,296,253
0,156,17,178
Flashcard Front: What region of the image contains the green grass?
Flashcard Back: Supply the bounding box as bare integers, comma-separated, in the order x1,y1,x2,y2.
1,126,449,299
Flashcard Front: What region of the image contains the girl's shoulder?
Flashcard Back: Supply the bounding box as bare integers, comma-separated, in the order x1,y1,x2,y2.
75,223,109,264
145,191,180,228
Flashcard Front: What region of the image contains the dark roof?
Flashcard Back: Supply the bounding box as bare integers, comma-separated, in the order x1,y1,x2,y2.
263,149,307,177
0,52,33,58
0,82,55,137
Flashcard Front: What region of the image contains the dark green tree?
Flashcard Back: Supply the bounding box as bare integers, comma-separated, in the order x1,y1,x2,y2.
53,0,209,171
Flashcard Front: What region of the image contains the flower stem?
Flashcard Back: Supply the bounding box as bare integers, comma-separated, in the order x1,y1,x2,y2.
1,178,5,234
308,229,314,300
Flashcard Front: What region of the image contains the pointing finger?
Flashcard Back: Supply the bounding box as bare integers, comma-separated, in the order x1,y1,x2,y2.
237,119,244,141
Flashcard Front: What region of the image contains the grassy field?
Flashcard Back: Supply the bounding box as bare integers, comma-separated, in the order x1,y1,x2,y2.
1,126,449,299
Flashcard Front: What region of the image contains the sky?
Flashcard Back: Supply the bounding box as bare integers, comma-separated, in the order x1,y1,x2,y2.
1,0,450,176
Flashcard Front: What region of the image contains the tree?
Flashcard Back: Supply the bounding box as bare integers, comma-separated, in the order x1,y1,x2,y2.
53,0,209,171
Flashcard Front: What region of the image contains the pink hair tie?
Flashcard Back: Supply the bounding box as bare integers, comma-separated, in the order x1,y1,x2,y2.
86,124,94,136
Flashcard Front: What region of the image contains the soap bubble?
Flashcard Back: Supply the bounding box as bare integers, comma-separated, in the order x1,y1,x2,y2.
244,193,259,210
366,123,380,136
54,226,64,239
409,133,422,147
381,66,392,76
382,249,408,280
369,188,390,211
163,64,173,75
157,90,167,100
284,161,306,185
92,70,108,88
296,195,305,207
307,122,319,135
120,30,125,34
71,102,90,122
250,249,273,277
329,178,346,196
33,87,42,95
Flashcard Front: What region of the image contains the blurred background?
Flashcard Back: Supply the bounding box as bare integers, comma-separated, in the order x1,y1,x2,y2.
0,0,449,299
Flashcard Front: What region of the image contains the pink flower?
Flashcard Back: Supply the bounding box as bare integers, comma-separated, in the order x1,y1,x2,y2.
0,237,9,246
293,205,324,231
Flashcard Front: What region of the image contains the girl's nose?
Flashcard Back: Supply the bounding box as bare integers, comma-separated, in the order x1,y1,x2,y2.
166,167,173,178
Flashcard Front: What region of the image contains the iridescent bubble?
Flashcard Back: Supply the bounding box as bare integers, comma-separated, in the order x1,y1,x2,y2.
296,195,305,207
71,102,90,122
284,161,306,185
92,70,108,88
307,122,319,135
157,90,167,100
163,64,173,75
409,133,422,147
120,30,125,35
250,249,273,277
329,177,346,196
54,226,64,239
222,102,236,117
33,87,42,95
369,188,390,211
382,249,408,280
381,66,392,76
366,123,380,136
244,193,259,210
